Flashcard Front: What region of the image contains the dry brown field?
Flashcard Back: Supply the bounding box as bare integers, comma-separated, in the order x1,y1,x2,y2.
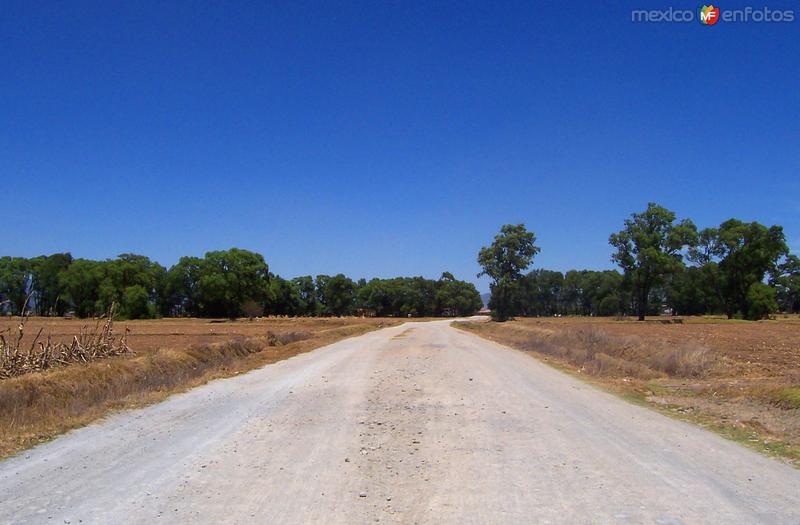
457,315,800,464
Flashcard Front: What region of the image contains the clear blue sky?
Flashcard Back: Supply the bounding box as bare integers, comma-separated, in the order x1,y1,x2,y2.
2,1,798,292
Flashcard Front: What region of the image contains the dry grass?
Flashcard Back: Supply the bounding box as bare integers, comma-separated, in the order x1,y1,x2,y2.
456,322,715,380
0,316,399,458
456,316,800,464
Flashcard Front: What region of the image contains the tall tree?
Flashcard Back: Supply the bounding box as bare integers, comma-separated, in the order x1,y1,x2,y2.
198,249,270,318
609,203,697,320
318,274,356,316
478,224,540,321
29,253,73,316
711,219,788,319
771,254,800,313
0,257,31,315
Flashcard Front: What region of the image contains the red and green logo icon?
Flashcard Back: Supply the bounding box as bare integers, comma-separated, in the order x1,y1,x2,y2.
700,5,720,24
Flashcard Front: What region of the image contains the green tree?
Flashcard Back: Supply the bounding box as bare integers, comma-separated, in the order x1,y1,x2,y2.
292,276,319,316
771,255,800,313
710,220,788,319
58,259,105,317
478,224,540,321
121,285,152,319
0,257,31,314
435,273,483,316
609,203,697,320
665,265,722,315
197,249,270,318
746,282,778,320
318,274,356,316
163,256,204,316
29,253,73,316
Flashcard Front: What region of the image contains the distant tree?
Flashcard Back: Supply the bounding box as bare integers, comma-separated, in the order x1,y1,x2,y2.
516,270,564,316
318,274,356,316
478,224,540,321
709,220,788,319
609,203,697,320
292,276,319,316
665,265,722,315
0,257,31,315
164,256,204,316
435,274,483,316
264,275,299,316
59,259,105,317
29,253,73,316
746,282,778,320
121,285,152,319
198,249,270,318
771,255,800,313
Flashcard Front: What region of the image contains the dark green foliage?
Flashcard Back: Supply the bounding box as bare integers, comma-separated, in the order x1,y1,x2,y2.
746,282,778,320
0,257,31,315
478,224,540,321
609,203,698,320
317,274,356,316
356,274,481,317
57,254,165,319
561,270,626,316
711,220,788,319
772,255,800,313
665,265,722,316
29,253,73,316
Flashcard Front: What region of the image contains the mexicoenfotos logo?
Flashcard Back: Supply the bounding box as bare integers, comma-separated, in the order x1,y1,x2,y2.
699,5,720,24
632,5,795,23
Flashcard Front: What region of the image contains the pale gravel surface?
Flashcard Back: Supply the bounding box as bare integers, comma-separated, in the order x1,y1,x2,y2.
0,319,798,524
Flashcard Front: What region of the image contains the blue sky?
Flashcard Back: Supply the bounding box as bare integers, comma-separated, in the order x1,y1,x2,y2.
2,1,798,292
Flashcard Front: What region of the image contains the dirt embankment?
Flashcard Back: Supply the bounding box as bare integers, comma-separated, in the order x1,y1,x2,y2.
455,316,800,464
0,317,399,458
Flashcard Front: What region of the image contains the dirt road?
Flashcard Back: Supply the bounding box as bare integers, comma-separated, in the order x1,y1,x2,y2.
1,320,798,524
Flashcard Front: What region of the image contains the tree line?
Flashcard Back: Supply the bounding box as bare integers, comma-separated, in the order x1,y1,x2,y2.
0,249,482,319
479,203,799,321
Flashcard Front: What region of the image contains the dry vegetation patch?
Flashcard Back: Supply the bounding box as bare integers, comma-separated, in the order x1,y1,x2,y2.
0,316,399,458
456,316,800,464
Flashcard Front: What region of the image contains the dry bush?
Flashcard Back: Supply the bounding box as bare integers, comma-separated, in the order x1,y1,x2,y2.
0,305,130,379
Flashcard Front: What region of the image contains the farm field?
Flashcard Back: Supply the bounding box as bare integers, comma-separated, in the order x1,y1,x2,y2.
456,316,800,464
0,316,401,458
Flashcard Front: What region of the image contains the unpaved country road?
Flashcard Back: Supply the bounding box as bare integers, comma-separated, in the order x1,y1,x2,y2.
1,321,799,524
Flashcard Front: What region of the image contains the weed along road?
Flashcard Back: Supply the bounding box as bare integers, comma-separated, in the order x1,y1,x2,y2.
1,321,798,524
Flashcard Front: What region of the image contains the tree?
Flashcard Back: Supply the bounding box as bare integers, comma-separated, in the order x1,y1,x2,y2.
164,256,204,316
121,285,152,319
665,265,721,315
746,282,777,320
29,253,73,316
435,274,483,316
197,249,270,318
478,224,540,321
317,274,356,316
292,276,319,316
59,259,105,317
516,270,564,316
772,255,800,313
710,220,788,319
0,257,31,315
609,203,697,320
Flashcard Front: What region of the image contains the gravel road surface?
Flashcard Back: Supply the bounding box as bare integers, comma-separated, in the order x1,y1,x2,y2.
1,320,798,524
